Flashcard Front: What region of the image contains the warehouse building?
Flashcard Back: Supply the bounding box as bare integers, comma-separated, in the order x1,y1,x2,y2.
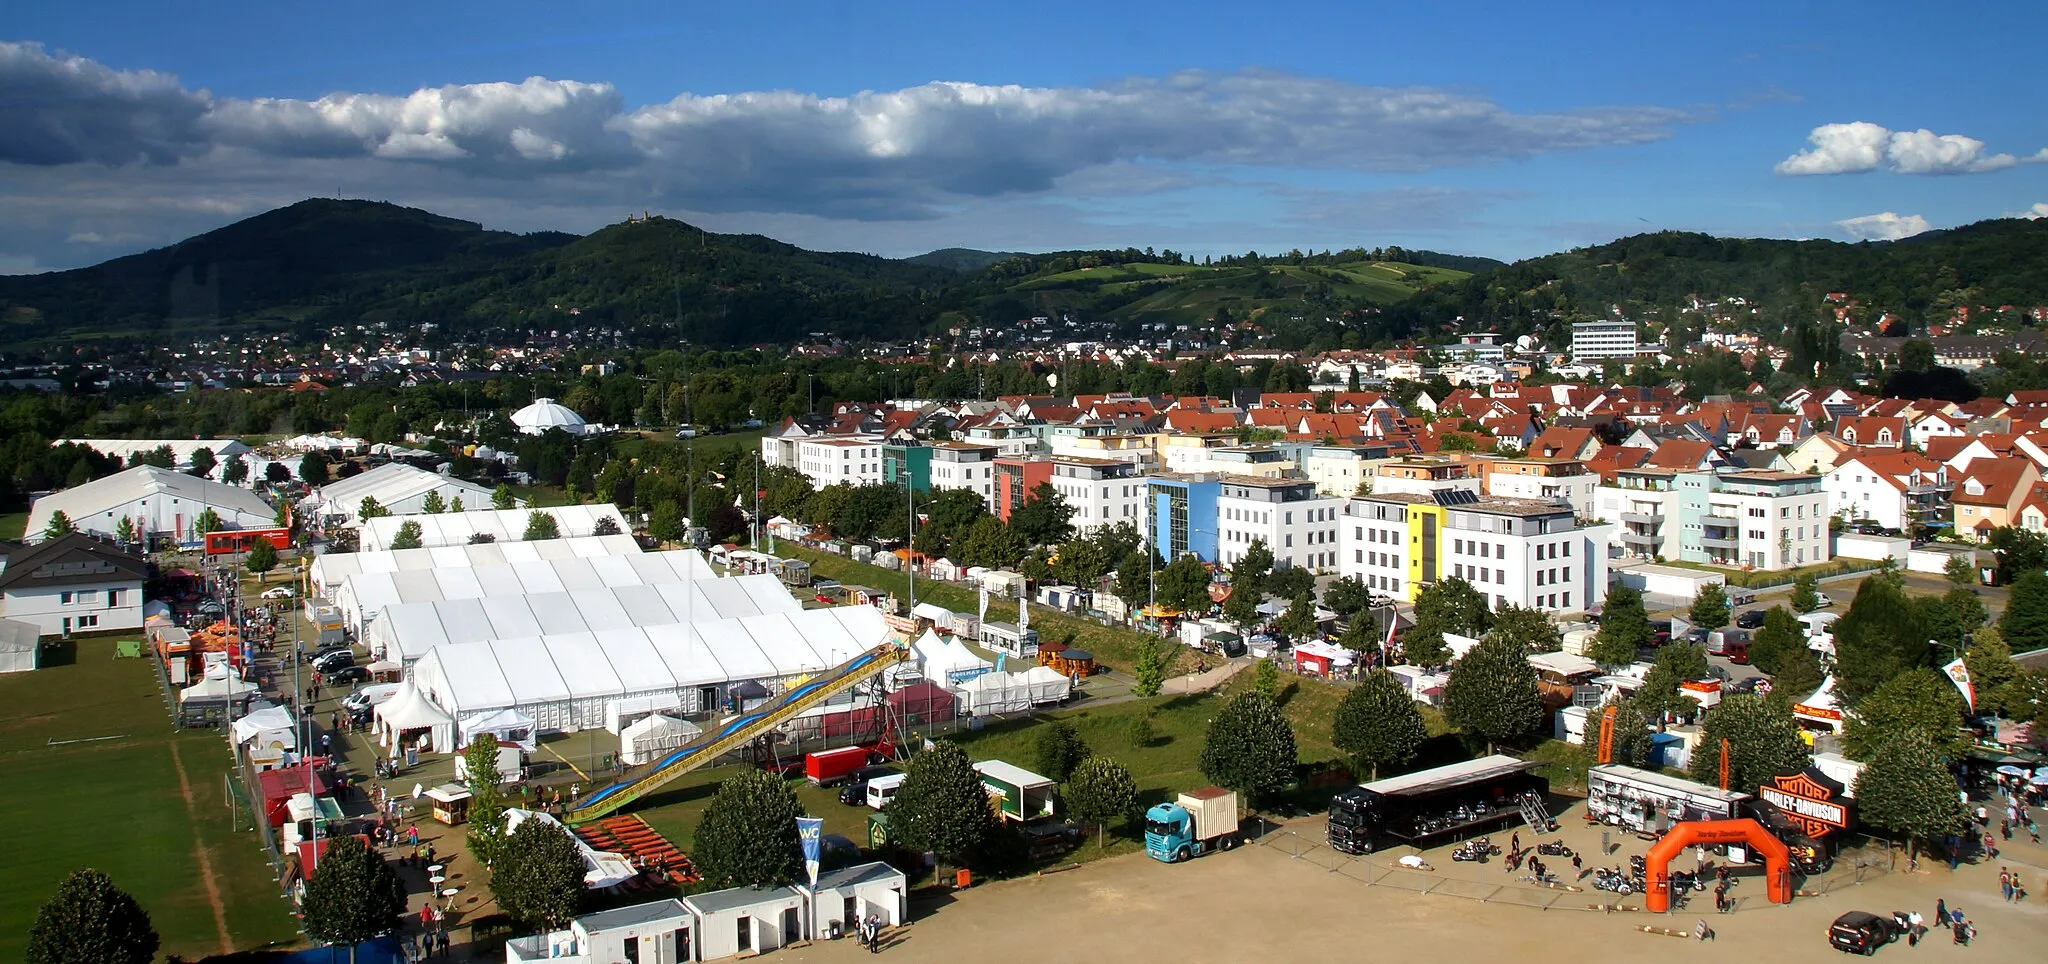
25,465,276,546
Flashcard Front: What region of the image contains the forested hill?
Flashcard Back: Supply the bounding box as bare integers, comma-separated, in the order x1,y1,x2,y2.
1377,218,2048,342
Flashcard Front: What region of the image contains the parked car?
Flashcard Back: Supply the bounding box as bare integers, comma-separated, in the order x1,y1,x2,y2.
342,683,402,713
1813,592,1835,608
1729,676,1767,695
1827,910,1899,954
839,766,901,807
312,650,356,673
261,586,296,599
1735,609,1768,629
323,665,370,686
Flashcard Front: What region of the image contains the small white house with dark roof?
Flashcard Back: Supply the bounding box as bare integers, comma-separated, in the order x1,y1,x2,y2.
0,533,146,636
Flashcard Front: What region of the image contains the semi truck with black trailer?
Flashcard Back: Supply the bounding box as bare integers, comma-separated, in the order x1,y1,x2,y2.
1328,755,1550,855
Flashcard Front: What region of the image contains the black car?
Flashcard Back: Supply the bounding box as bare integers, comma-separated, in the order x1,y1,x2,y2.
839,766,900,806
1828,911,1899,954
1735,609,1768,629
312,651,356,675
323,665,370,686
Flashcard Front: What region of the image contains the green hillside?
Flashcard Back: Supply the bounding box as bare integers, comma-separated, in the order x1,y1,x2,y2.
903,247,1029,272
983,257,1473,327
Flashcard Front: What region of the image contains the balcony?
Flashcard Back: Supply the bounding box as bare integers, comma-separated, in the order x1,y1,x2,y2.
1702,513,1738,528
1620,530,1660,547
1620,511,1663,526
1700,535,1739,549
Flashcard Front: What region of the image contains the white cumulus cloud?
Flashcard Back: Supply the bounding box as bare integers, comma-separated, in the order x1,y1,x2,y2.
2012,202,2048,220
1837,211,1932,241
1777,121,2040,175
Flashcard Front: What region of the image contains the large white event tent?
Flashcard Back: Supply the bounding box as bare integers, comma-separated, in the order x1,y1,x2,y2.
366,574,802,663
406,606,889,733
318,538,682,633
359,504,631,551
312,534,641,595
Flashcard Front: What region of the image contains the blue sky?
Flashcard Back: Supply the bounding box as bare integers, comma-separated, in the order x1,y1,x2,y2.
4,0,2044,272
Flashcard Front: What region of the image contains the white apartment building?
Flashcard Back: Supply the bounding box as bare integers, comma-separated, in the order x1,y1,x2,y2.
1216,476,1346,572
928,442,998,509
1597,469,1830,570
1371,458,1483,498
1303,445,1396,498
0,534,147,636
1046,457,1144,535
1571,319,1639,363
1339,491,1610,613
1483,458,1598,518
795,437,884,489
1823,453,1950,532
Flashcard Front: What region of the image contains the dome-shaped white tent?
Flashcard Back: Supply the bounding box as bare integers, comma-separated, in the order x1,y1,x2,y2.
618,713,702,765
511,398,588,436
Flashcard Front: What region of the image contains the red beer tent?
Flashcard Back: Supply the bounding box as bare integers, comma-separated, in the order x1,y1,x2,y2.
886,681,957,725
258,767,329,828
1293,640,1356,677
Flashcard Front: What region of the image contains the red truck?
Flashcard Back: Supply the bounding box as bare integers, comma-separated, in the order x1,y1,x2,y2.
805,746,881,786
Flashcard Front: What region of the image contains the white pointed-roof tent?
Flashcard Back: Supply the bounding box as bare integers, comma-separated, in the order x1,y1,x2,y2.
1022,665,1074,705
374,680,457,754
511,398,589,435
619,714,702,765
0,618,39,674
955,672,1030,716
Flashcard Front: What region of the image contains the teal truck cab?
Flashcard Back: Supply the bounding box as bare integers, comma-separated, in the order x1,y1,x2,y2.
1144,787,1241,862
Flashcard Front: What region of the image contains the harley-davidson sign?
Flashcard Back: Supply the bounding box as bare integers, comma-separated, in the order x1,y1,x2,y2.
1759,767,1854,839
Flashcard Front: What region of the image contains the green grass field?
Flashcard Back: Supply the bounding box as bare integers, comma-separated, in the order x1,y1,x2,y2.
0,638,302,961
0,511,26,541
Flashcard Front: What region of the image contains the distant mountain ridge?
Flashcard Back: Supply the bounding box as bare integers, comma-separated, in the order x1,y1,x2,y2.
904,248,1030,273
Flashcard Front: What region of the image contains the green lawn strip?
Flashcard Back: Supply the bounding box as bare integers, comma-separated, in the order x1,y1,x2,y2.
0,511,26,541
0,639,299,959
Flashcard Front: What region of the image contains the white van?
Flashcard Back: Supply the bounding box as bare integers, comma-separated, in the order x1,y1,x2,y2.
865,773,907,810
1799,612,1840,655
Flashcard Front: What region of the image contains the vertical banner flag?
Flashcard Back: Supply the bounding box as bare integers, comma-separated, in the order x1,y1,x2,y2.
1941,658,1975,712
1019,595,1030,631
797,817,823,888
978,585,989,623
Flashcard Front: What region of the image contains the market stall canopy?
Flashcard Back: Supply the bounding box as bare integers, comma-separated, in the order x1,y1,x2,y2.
1021,665,1073,704
374,681,456,753
180,667,258,703
232,704,299,748
0,617,38,674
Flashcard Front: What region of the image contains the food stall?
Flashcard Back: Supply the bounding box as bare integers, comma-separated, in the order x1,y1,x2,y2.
426,784,473,825
1586,764,1749,833
1292,640,1355,678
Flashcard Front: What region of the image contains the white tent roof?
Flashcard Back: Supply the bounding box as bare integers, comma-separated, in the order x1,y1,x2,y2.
545,633,625,701
309,463,499,523
180,669,258,702
414,643,518,715
27,464,274,543
643,623,732,687
691,619,777,681
621,713,699,743
738,614,824,674
359,505,632,551
491,637,572,706
375,680,456,733
594,628,675,691
231,705,298,745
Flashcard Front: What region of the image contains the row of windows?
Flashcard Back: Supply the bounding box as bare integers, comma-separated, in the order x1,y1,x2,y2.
1454,564,1507,585
1535,541,1572,560
1536,592,1572,610
1364,573,1402,593
59,590,123,607
1356,550,1402,570
1534,567,1572,587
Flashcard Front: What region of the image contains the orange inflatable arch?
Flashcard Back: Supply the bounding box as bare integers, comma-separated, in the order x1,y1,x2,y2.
1644,818,1793,913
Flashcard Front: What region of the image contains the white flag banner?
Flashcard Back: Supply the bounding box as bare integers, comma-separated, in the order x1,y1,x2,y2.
979,585,989,623
1941,657,1975,711
1019,595,1029,631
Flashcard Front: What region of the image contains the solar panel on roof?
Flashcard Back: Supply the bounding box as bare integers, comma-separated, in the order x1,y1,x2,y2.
1432,489,1479,506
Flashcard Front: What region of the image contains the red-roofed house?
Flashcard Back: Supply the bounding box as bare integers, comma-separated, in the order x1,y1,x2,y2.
1644,439,1718,472
1163,409,1240,434
1528,426,1600,461
1584,445,1652,483
1953,460,2040,541
1824,451,1950,531
1833,415,1907,448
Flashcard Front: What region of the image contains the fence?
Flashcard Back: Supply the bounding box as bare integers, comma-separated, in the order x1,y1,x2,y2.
1255,823,1895,915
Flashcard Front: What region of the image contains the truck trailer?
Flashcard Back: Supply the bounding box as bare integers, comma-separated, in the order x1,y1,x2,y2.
805,745,878,786
1145,787,1241,862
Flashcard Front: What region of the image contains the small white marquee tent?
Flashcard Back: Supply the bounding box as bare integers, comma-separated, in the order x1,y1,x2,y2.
459,708,538,751
619,714,702,766
374,681,456,754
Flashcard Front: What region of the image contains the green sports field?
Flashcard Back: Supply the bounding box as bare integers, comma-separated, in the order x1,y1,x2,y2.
0,638,302,961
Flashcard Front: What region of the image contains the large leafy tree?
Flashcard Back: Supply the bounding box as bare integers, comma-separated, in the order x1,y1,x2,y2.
41,509,75,539
1689,583,1731,629
1153,555,1213,615
245,538,279,580
1032,721,1089,782
1009,481,1076,546
1790,572,1819,613
1853,730,1971,857
523,510,562,541
958,515,1025,570
1051,537,1113,587
357,496,388,521
187,445,217,479
1276,592,1319,640
922,488,991,551
1415,576,1491,636
463,734,510,865
491,819,587,929
1332,670,1427,779
1988,525,2048,580
222,454,249,485
1589,585,1652,666
300,836,407,951
1321,576,1373,618
1113,550,1154,612
1772,642,1827,706
1062,756,1138,848
1488,603,1561,654
692,768,804,888
1601,697,1658,768
1222,583,1261,637
26,869,159,964
388,520,424,551
192,507,223,536
1746,606,1806,679
1998,570,2048,654
299,451,331,485
1841,669,1967,761
1688,694,1808,793
1199,691,1298,806
1635,643,1708,720
1964,628,2019,711
1400,620,1451,669
1831,575,1932,704
890,741,1001,872
1443,634,1543,753
1230,539,1275,601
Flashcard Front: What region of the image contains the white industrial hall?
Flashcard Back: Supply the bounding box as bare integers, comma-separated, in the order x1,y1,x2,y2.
358,504,630,550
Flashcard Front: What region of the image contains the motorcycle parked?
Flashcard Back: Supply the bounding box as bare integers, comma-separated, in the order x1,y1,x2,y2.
1591,868,1634,896
1536,841,1574,858
1451,838,1499,863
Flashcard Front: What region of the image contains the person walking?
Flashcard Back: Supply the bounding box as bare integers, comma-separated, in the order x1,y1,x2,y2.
1935,898,1948,928
2014,871,2027,903
2001,868,2014,902
1572,853,1584,879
